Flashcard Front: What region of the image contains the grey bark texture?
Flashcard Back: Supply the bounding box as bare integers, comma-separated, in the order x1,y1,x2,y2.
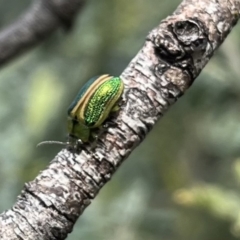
1,0,240,239
0,0,86,65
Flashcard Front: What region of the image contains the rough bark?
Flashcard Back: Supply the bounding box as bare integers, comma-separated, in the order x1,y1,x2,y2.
0,0,86,66
1,0,240,239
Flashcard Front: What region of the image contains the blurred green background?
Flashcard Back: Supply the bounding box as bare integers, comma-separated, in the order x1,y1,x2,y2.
0,0,240,239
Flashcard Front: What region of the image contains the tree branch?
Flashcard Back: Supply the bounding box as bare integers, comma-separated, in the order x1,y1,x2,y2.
0,0,86,65
1,0,240,239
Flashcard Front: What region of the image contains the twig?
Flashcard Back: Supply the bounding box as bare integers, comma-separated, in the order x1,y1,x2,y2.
0,0,86,65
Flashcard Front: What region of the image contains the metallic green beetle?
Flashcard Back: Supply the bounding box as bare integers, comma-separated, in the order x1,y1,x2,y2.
38,74,124,147
67,74,124,143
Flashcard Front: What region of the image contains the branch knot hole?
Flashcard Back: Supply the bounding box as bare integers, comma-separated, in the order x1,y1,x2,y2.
173,19,208,53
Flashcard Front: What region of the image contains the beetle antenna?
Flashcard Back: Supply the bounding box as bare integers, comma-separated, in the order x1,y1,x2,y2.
37,141,68,147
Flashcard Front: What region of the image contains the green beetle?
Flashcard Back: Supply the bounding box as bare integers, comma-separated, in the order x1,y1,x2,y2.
67,74,124,143
38,74,124,147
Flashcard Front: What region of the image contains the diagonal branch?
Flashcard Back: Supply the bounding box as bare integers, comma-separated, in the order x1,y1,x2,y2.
1,0,240,239
0,0,86,65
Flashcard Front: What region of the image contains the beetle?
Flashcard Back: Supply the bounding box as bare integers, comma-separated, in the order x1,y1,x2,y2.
38,74,124,147
67,74,124,143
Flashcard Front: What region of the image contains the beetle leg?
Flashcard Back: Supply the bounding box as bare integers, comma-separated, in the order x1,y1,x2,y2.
110,104,120,112
103,121,118,129
88,130,100,150
67,135,84,153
